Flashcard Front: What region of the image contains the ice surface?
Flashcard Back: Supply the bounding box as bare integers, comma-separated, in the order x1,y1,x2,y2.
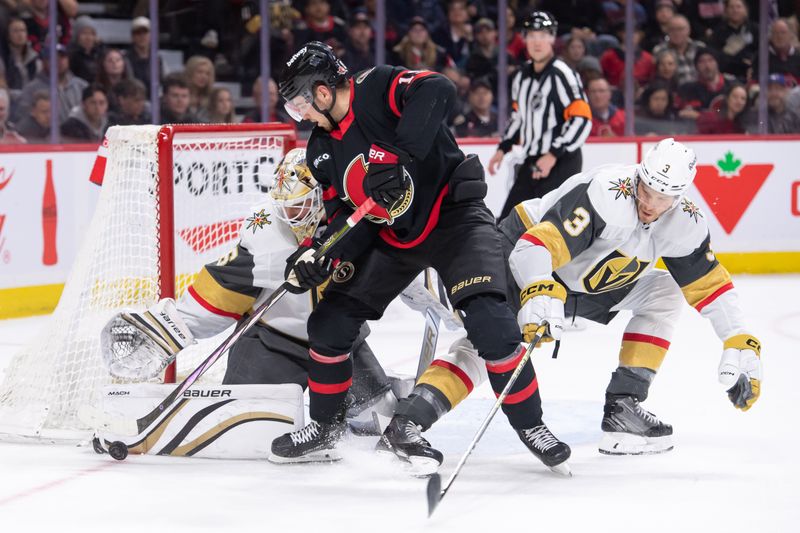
0,275,798,532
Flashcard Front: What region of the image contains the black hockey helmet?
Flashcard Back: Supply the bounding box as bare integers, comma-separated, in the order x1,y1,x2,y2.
521,11,557,36
279,41,349,123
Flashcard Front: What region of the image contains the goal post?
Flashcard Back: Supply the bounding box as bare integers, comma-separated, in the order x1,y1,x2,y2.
0,123,296,442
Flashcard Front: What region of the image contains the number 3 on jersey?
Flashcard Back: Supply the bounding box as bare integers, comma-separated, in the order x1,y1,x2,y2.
563,207,590,237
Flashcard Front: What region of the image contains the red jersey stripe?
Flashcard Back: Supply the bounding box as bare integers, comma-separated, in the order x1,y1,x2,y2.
308,378,353,394
187,285,242,320
695,282,734,312
622,332,671,350
499,377,539,405
431,359,475,393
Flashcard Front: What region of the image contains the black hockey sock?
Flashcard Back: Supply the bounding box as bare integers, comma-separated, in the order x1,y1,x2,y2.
394,384,451,431
308,349,353,423
485,345,543,429
605,366,655,402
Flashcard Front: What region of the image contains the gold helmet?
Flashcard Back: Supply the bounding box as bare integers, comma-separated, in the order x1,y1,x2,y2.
269,148,324,241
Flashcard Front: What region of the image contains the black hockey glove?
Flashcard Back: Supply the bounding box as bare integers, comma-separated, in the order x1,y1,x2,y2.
284,239,335,294
363,142,412,209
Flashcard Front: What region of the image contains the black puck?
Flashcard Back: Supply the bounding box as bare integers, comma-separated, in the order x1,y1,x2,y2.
108,441,129,461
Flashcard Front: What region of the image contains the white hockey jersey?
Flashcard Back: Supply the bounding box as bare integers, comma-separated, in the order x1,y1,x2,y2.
177,200,317,342
509,163,750,341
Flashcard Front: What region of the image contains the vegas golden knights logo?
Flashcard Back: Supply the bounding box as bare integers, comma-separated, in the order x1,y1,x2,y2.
582,250,650,293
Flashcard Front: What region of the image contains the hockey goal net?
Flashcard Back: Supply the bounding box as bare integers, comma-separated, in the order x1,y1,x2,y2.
0,123,296,442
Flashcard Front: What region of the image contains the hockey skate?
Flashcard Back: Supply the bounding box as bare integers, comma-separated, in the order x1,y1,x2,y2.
375,415,443,476
599,394,673,455
268,420,346,464
516,424,572,476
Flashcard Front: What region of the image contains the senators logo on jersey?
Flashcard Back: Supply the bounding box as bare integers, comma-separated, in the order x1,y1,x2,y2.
582,250,650,293
342,154,414,224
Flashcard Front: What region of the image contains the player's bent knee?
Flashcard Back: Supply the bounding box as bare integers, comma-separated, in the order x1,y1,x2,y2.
459,294,521,357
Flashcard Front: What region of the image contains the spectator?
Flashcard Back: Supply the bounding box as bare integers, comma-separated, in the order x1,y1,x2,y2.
68,15,102,83
635,80,696,135
340,9,375,74
107,78,150,127
757,18,800,82
576,55,604,88
653,48,681,93
693,0,726,40
676,47,734,119
17,43,87,124
95,48,131,113
587,77,625,137
2,16,39,92
198,86,234,124
600,22,655,88
123,17,163,98
386,0,447,38
696,82,748,134
160,73,198,124
441,65,468,124
60,84,108,142
708,0,757,80
539,0,604,37
22,0,77,52
504,6,526,65
0,88,25,143
559,36,587,72
432,0,473,69
293,0,348,53
183,55,215,116
653,14,704,84
453,77,497,137
762,73,800,133
643,0,676,53
597,0,648,36
465,18,499,90
15,89,49,142
391,17,452,72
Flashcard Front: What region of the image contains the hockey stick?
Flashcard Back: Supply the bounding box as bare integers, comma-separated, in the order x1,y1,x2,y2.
426,323,549,518
87,199,378,440
415,307,441,380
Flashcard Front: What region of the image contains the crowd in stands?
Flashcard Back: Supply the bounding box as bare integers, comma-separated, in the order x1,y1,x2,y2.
0,0,798,144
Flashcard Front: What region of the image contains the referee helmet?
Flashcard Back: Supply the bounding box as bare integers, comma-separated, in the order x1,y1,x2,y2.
522,11,558,36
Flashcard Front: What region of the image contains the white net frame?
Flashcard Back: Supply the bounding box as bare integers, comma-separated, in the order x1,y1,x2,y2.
0,123,295,442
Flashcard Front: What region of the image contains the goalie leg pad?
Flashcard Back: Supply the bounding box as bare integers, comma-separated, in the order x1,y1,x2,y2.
93,383,303,459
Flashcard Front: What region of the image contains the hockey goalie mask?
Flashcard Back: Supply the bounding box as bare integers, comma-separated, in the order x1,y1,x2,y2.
269,148,324,241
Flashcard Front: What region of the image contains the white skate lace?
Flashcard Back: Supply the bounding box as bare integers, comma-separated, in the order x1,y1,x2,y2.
401,419,428,445
633,401,659,426
523,425,559,451
290,421,320,445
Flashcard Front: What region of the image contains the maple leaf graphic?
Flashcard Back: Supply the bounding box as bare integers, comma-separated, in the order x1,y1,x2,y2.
717,151,742,176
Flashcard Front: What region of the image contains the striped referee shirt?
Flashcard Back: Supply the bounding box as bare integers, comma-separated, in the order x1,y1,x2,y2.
498,57,592,160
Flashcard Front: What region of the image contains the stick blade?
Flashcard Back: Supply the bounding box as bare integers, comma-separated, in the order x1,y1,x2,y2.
426,473,443,518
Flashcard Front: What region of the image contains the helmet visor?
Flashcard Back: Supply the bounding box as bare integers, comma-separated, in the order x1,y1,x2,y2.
284,93,313,122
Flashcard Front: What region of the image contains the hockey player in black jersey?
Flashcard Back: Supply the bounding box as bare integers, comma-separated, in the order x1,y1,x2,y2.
269,42,569,472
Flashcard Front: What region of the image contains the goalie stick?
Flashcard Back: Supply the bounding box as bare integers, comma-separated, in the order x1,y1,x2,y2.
426,323,549,517
82,198,378,442
414,269,449,379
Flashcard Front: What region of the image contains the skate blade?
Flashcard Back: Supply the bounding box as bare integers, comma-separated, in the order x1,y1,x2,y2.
267,449,342,464
375,447,440,477
547,461,573,477
598,432,673,456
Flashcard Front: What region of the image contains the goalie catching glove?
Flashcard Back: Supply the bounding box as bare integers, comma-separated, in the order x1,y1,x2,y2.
718,334,762,411
284,238,335,294
363,142,412,208
518,279,566,345
101,298,195,380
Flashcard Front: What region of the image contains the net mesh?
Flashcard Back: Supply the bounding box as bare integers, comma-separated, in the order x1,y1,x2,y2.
0,124,290,441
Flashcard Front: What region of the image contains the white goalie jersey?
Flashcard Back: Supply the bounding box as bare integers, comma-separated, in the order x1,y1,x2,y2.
178,199,316,342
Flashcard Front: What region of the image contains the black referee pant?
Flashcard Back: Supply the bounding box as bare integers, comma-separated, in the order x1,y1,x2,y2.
498,148,583,221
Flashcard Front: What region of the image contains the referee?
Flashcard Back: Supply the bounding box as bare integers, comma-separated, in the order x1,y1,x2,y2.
488,11,592,220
